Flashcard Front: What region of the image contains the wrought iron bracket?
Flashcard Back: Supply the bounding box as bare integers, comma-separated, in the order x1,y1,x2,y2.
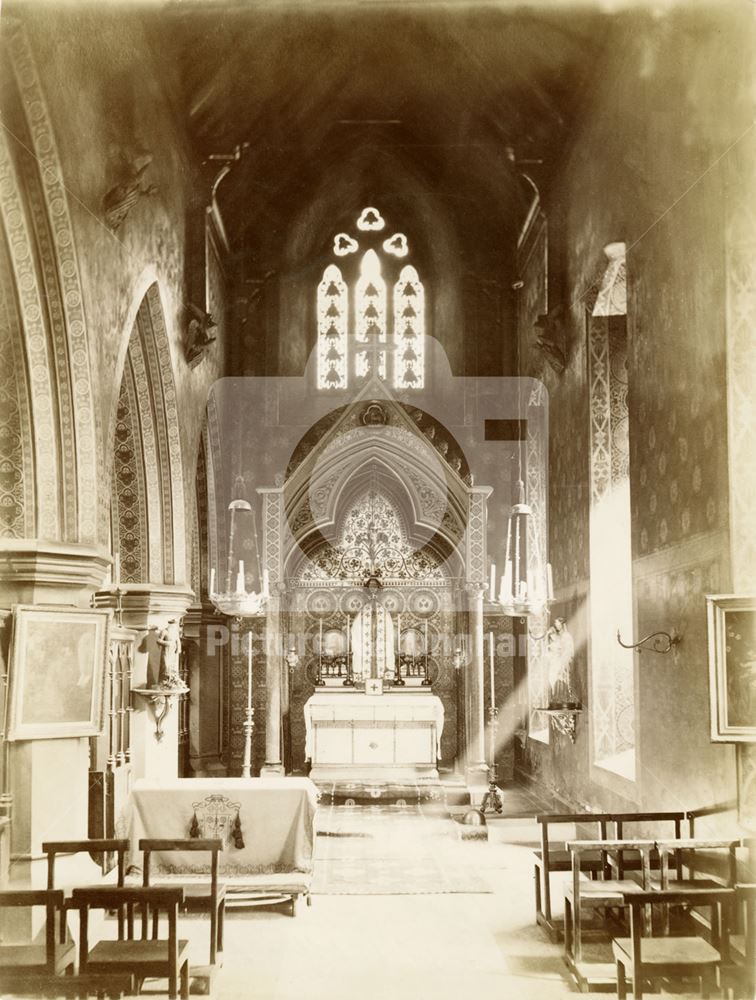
132,684,188,743
616,629,682,654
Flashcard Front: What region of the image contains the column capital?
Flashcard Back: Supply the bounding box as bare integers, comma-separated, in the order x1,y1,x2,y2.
0,540,111,608
464,582,488,598
92,584,195,629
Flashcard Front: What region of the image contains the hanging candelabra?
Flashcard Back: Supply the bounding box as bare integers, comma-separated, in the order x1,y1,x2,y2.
491,479,553,618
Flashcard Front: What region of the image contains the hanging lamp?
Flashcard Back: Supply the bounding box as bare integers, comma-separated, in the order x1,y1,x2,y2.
496,479,553,617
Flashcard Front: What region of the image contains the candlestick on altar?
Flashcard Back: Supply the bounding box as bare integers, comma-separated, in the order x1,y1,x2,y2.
240,629,255,778
422,619,432,686
246,630,253,708
209,567,216,598
489,631,495,708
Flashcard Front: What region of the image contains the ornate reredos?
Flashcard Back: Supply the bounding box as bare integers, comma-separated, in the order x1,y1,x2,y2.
282,381,470,583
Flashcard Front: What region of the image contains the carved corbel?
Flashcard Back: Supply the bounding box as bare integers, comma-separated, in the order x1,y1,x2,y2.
102,152,158,232
185,302,217,366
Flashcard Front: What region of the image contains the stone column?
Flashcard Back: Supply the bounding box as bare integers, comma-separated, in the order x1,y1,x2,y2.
260,593,284,775
0,541,110,890
183,602,226,777
92,584,194,782
465,583,489,796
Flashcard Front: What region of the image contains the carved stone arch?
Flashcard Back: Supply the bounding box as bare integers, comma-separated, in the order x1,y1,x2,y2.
110,282,186,585
1,21,99,543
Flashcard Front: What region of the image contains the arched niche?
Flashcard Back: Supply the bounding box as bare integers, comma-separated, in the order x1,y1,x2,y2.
110,283,186,585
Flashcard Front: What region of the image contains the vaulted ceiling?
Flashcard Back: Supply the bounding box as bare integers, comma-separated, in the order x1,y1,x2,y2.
155,2,610,274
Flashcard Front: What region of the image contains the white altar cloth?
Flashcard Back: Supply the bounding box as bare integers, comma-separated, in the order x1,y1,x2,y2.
120,777,319,876
304,692,444,761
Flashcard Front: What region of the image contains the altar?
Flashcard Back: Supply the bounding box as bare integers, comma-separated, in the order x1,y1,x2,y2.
304,690,444,782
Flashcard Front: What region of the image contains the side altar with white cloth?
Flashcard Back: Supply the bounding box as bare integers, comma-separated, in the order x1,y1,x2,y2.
304,690,444,782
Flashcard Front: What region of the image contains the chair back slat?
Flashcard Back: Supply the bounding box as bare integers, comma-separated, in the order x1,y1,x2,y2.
71,886,184,908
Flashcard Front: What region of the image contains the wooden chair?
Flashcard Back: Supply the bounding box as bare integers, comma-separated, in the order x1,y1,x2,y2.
0,889,75,986
71,885,190,1000
43,838,129,940
725,884,756,999
534,812,613,937
564,839,656,990
140,838,225,966
613,888,733,1000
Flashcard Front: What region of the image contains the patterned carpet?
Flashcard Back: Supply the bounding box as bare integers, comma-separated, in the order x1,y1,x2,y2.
312,801,494,894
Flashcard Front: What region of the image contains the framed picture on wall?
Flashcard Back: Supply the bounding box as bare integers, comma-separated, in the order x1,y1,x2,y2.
6,606,111,740
706,594,756,743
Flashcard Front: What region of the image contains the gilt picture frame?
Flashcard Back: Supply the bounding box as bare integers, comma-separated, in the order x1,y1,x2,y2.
6,605,111,741
706,594,756,743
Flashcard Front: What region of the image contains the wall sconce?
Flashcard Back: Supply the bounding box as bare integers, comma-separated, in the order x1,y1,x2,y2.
616,629,682,654
132,679,188,742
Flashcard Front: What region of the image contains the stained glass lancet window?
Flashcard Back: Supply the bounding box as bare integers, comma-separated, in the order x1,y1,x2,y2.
355,249,387,380
393,265,424,389
317,265,348,390
316,209,425,390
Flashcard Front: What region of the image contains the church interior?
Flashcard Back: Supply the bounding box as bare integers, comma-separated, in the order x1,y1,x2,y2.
0,0,755,997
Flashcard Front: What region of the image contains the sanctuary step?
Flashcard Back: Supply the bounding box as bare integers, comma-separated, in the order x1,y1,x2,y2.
316,778,470,807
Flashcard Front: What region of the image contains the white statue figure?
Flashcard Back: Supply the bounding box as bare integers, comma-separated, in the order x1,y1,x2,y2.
156,618,182,686
546,616,575,704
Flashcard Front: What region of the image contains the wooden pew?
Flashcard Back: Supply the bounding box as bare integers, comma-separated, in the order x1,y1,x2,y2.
534,810,685,940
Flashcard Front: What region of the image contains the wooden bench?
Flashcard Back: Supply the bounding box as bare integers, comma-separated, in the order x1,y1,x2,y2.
534,810,685,940
613,888,733,1000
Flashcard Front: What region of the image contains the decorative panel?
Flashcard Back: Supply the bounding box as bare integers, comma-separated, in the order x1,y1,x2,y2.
111,366,148,584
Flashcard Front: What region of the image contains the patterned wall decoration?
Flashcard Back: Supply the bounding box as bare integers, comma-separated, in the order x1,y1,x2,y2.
110,284,186,585
725,143,756,829
295,490,446,584
111,366,148,583
5,22,99,543
0,227,34,538
0,121,59,540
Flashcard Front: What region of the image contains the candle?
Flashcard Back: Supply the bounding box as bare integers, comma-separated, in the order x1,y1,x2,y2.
236,559,245,595
247,631,253,708
489,563,496,602
547,563,554,601
397,613,402,653
209,567,216,597
346,614,350,656
319,619,323,653
113,552,120,588
262,568,269,598
424,619,428,653
502,561,512,603
489,631,495,708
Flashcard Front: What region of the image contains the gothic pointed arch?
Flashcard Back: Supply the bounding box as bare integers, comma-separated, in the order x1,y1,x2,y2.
0,22,99,542
110,283,187,585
